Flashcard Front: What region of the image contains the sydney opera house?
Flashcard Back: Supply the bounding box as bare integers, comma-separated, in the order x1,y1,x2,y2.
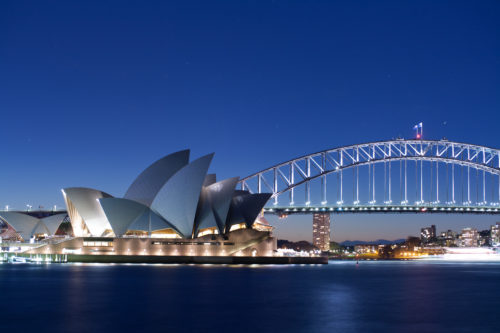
0,150,279,262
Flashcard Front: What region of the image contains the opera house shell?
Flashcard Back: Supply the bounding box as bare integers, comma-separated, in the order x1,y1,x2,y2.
0,212,67,242
20,150,276,258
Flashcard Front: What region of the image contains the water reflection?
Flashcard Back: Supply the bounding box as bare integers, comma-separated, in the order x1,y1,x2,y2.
0,262,499,332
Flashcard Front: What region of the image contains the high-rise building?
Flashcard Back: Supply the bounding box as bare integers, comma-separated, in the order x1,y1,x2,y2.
420,225,436,244
459,228,479,247
438,229,457,247
479,230,490,246
491,223,500,245
312,213,330,251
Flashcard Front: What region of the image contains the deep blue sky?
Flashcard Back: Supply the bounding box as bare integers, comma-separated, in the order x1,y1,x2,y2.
1,1,499,241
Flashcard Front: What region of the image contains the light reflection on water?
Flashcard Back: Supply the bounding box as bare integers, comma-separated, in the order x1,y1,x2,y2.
0,261,499,332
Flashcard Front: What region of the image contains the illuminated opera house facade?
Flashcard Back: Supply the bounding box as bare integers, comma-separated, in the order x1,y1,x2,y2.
1,150,277,259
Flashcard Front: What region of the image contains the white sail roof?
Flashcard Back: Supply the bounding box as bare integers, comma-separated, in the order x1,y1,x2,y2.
41,213,67,235
99,198,149,237
0,212,49,241
128,208,178,234
194,177,239,235
62,187,113,237
151,153,214,238
124,150,190,206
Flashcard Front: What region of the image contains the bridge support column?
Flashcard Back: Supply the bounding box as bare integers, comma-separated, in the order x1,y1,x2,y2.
312,213,331,252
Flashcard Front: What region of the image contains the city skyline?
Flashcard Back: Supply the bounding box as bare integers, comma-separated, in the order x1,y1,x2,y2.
275,213,500,243
1,1,499,241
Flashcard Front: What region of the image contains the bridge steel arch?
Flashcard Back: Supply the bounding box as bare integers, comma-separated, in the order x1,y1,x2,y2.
240,140,500,215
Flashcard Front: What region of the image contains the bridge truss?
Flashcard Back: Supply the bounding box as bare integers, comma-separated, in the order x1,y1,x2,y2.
240,140,500,215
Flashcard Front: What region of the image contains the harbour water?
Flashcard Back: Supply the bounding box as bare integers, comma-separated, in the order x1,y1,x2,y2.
0,260,499,332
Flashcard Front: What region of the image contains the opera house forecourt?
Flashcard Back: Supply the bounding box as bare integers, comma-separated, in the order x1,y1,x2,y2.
0,150,326,264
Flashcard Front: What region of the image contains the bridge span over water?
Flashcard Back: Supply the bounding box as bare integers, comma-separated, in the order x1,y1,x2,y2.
240,139,500,216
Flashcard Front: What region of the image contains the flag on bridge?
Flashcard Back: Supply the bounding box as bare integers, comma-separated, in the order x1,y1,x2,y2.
413,122,423,139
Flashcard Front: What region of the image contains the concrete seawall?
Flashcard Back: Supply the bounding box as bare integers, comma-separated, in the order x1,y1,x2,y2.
66,254,328,265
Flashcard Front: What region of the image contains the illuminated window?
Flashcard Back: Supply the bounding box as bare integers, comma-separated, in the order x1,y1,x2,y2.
83,240,113,247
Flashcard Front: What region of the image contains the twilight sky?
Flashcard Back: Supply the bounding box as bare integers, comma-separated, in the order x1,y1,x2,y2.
1,1,499,241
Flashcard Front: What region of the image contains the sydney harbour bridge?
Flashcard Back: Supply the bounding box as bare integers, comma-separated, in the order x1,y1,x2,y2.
240,139,500,217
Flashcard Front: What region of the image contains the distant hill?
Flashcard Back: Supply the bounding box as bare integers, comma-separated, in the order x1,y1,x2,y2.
340,239,406,246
